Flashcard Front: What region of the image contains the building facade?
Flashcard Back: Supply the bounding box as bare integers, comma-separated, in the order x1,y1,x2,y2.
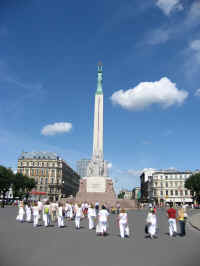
17,152,80,200
76,159,91,178
119,189,133,200
140,169,194,205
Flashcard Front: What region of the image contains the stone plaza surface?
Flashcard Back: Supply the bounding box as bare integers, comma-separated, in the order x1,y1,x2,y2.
1,207,200,266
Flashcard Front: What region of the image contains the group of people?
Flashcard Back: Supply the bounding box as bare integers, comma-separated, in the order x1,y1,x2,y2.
16,200,188,239
145,202,188,239
16,200,130,238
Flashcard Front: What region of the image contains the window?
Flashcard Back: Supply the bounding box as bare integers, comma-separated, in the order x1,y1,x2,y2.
41,169,44,176
166,182,168,188
155,182,157,187
45,178,48,184
175,182,178,187
170,190,173,196
31,169,34,176
175,190,178,196
166,190,168,196
40,177,43,184
185,190,188,196
180,190,183,196
165,176,168,180
40,186,42,191
51,178,54,184
160,190,163,196
51,169,55,177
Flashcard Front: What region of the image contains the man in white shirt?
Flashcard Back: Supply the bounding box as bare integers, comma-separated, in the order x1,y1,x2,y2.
98,205,109,236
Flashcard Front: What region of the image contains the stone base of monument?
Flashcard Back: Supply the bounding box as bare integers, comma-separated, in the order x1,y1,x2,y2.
75,177,136,209
76,177,116,205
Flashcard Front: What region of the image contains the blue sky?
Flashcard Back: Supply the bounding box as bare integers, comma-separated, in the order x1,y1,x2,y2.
0,0,200,192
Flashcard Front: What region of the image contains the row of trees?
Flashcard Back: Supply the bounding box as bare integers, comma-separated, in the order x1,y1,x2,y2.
0,165,36,201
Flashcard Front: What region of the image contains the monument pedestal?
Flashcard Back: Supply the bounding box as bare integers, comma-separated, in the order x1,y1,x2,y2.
76,177,116,206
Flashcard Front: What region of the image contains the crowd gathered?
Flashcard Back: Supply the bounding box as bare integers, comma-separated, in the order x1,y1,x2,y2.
16,200,188,239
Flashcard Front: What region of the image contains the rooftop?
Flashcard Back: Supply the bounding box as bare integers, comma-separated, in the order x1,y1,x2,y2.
18,152,61,160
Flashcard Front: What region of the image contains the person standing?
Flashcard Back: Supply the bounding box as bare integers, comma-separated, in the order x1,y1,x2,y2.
117,209,129,238
177,206,188,237
98,205,109,236
88,204,96,230
95,202,99,215
167,202,177,237
75,204,83,229
50,201,58,223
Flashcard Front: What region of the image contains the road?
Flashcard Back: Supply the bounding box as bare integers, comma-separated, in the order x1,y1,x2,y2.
0,207,200,266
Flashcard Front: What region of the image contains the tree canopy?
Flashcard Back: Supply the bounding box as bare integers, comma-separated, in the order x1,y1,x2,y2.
185,173,200,202
0,165,36,199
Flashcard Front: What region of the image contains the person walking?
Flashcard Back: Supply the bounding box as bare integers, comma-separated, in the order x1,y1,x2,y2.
167,202,177,237
88,204,96,230
75,204,83,229
43,201,51,227
17,201,25,223
117,209,129,238
146,208,157,239
57,202,65,228
32,201,40,227
98,205,109,236
177,206,188,237
25,202,32,222
50,201,58,223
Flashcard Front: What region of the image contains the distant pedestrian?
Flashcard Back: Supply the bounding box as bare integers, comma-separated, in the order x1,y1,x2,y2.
117,209,129,238
146,208,157,239
50,201,58,223
116,202,120,214
43,201,51,227
32,202,39,227
57,202,65,228
17,201,25,223
167,202,177,237
177,206,188,237
75,204,83,229
88,204,96,230
95,202,99,214
98,205,109,236
25,202,32,222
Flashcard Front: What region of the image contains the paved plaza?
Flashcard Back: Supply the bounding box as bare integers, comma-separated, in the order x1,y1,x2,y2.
0,207,200,266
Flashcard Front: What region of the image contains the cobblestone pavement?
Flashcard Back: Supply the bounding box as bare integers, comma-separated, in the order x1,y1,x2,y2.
0,207,200,266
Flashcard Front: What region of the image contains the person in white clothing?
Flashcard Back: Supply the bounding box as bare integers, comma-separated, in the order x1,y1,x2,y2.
75,204,83,229
98,205,109,236
43,201,51,227
17,201,25,222
57,202,65,227
50,201,58,223
32,202,40,227
88,204,96,230
146,208,157,239
25,202,32,222
117,209,129,238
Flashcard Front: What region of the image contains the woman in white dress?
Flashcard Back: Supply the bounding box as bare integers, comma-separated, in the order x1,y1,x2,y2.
57,202,65,228
146,208,157,239
98,205,109,236
17,201,25,223
88,204,96,230
75,204,83,229
25,202,32,222
32,202,40,227
117,209,129,238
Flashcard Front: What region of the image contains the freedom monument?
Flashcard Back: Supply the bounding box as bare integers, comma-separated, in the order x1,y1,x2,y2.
76,63,116,204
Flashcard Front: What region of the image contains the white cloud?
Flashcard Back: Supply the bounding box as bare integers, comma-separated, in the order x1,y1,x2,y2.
185,1,200,27
127,169,143,176
190,40,200,63
107,162,112,169
156,0,183,15
195,88,200,97
111,77,188,111
41,122,72,136
147,28,170,45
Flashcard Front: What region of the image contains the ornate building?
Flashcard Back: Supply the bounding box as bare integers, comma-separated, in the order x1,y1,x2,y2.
140,169,194,205
17,152,80,200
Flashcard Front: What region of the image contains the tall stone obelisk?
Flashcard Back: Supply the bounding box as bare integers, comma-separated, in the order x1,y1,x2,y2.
76,63,116,203
87,63,108,178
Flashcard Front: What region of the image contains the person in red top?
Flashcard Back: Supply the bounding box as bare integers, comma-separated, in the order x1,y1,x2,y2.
167,202,177,237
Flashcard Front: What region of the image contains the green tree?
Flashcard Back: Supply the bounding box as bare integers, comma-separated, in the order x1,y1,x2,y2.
0,165,14,206
23,177,36,200
185,173,200,202
118,191,125,199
